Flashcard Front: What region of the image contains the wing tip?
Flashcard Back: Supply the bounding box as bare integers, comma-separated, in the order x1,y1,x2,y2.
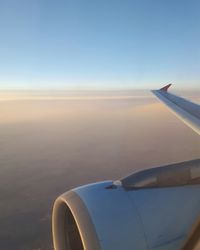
160,83,172,92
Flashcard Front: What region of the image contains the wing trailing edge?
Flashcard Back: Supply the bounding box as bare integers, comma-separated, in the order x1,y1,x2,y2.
152,84,200,135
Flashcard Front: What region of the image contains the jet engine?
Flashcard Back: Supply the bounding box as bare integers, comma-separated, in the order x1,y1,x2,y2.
52,159,200,250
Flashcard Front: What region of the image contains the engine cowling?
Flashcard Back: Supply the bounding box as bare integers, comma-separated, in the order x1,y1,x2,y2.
52,159,200,250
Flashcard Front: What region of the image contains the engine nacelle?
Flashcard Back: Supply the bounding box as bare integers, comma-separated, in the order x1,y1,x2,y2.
52,159,200,250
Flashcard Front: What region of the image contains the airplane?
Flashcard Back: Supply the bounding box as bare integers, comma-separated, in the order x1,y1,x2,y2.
52,84,200,250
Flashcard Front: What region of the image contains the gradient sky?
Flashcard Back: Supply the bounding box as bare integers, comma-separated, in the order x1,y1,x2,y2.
0,0,200,90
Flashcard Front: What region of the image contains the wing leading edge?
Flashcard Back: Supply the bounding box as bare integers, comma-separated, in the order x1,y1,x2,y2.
152,84,200,135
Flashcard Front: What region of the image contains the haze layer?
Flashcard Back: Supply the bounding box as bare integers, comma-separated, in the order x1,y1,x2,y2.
0,91,199,250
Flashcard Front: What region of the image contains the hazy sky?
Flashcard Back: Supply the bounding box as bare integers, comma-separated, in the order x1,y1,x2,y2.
0,0,200,89
0,96,200,250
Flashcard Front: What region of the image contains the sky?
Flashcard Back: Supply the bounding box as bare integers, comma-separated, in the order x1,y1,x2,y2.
0,0,200,90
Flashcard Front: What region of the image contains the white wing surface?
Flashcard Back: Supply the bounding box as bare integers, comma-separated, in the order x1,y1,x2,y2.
152,84,200,135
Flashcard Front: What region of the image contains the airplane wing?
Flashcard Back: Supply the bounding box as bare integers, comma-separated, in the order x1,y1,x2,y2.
52,85,200,250
152,84,200,135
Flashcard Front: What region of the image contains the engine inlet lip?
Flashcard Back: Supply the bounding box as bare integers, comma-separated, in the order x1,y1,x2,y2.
52,190,101,250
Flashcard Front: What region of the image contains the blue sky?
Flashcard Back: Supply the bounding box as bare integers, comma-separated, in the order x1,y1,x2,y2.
0,0,200,89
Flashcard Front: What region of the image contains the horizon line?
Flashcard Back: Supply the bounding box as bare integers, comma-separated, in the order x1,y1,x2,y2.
0,86,200,92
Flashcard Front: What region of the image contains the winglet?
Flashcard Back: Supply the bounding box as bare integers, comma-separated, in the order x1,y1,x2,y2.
160,84,172,92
